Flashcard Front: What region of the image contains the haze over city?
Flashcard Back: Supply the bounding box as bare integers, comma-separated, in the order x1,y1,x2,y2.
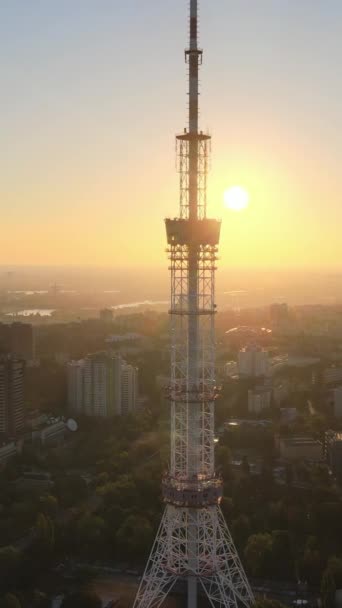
2,1,342,269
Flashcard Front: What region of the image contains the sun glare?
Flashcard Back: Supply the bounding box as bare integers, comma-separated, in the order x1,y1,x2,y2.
224,186,250,212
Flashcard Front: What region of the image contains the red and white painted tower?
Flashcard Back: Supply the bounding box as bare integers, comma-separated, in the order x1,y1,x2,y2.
133,3,254,608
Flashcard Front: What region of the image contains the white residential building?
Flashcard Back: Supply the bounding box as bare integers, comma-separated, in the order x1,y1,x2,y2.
238,344,269,378
67,360,84,415
121,363,138,415
67,353,138,417
83,353,122,417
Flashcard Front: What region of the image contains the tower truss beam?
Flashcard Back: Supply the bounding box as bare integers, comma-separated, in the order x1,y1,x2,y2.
133,2,254,607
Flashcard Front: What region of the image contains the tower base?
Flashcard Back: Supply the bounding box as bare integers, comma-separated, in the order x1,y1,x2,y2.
133,505,254,608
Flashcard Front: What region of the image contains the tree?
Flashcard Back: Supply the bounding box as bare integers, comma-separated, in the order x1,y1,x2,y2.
97,475,138,508
0,594,21,608
39,495,58,519
321,557,342,608
231,515,251,552
216,445,232,479
285,464,294,487
35,513,54,548
259,461,274,498
321,567,336,608
29,513,55,566
0,547,22,590
61,591,102,608
244,533,272,578
220,497,233,521
268,501,287,530
55,474,88,508
299,546,322,586
76,513,105,556
242,456,250,477
270,530,294,580
31,591,49,608
116,514,153,559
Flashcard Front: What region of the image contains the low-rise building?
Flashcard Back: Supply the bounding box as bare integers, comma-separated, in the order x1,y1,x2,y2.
0,441,17,467
331,386,342,418
12,471,53,492
224,361,238,378
248,386,272,414
32,420,66,447
105,333,143,343
280,407,298,423
279,436,322,462
323,367,342,385
273,381,290,406
325,430,342,480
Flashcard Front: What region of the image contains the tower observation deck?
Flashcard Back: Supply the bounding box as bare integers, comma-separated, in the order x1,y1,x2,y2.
133,3,254,608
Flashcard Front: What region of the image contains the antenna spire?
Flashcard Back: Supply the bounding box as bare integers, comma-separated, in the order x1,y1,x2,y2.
188,0,200,136
190,0,198,49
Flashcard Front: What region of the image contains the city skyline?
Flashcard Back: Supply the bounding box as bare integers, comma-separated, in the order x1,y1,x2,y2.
2,1,342,269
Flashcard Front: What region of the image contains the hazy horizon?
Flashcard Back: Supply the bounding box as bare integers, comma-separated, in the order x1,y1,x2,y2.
2,1,342,269
2,265,342,309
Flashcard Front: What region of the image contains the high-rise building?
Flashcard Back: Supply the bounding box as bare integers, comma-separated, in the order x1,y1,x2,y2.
238,343,270,378
100,308,114,322
67,360,85,415
0,356,25,438
92,353,121,417
0,322,35,362
83,353,121,417
331,386,342,418
11,323,35,361
121,363,138,414
67,353,136,417
0,324,11,354
270,303,289,325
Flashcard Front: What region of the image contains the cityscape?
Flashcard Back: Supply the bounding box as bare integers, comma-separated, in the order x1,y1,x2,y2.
1,1,342,608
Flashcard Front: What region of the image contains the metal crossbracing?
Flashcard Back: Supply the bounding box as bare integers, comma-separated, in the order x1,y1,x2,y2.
133,2,254,607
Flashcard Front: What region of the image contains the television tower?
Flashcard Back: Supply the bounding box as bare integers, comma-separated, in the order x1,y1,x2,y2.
133,3,254,608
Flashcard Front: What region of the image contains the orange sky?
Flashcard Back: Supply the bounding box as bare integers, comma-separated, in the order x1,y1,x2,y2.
2,1,342,269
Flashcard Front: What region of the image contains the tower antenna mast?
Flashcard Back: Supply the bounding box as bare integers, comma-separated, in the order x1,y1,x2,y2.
133,3,254,607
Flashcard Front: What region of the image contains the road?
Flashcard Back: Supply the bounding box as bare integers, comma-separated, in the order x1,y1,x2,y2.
56,565,319,607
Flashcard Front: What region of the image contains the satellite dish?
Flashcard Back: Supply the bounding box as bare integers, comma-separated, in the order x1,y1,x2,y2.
66,418,78,432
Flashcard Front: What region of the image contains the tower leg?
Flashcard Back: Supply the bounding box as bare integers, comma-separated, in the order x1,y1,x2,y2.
133,508,179,608
200,508,254,608
134,506,254,608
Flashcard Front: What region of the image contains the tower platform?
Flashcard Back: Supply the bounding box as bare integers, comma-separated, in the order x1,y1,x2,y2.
165,218,221,246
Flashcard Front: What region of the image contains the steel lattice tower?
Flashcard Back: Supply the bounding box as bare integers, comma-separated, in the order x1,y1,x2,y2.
133,3,254,608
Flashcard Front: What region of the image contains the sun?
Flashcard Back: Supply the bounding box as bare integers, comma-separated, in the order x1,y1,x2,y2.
224,186,250,211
